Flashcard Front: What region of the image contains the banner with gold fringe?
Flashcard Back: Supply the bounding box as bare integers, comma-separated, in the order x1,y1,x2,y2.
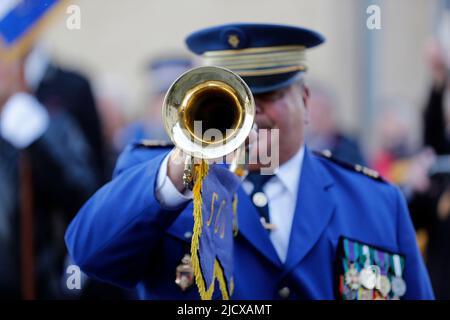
191,161,241,300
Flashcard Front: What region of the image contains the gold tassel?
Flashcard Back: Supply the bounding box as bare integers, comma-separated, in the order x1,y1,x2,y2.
190,160,233,300
214,260,230,300
232,193,239,237
190,160,211,299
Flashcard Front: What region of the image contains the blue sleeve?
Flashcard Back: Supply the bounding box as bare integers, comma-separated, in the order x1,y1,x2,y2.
65,147,187,289
113,144,170,177
394,186,435,299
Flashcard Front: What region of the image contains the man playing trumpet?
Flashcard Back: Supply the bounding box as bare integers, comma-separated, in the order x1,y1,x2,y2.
65,23,434,300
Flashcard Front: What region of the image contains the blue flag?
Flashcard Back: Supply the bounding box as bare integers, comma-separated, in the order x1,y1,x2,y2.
0,0,64,58
191,162,241,300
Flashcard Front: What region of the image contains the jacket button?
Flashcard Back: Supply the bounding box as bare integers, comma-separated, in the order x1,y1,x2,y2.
278,287,290,299
184,231,192,239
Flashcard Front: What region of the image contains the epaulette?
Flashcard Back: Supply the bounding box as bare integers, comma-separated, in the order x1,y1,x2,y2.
133,139,174,148
313,149,385,182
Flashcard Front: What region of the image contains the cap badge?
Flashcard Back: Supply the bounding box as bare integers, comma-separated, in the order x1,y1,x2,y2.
228,34,240,48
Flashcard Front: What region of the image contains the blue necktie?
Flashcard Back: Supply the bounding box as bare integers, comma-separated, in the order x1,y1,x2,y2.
246,172,274,230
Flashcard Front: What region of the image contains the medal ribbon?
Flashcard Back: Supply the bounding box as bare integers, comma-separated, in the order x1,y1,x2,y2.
362,245,371,267
376,250,387,275
343,239,350,273
393,254,403,278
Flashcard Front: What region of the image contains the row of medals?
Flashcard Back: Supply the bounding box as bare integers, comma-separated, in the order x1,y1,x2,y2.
343,262,406,300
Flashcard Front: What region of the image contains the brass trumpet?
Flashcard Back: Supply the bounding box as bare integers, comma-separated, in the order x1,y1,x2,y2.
162,66,255,188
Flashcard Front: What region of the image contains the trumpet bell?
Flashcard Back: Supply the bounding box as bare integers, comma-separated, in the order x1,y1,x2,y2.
162,66,255,160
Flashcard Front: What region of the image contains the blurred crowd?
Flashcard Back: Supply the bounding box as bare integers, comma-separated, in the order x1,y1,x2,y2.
1,37,450,299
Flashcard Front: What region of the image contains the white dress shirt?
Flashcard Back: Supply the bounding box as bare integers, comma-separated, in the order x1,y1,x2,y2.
241,146,304,262
155,146,305,263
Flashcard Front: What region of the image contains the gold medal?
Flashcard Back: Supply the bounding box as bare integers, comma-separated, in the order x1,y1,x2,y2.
175,254,194,291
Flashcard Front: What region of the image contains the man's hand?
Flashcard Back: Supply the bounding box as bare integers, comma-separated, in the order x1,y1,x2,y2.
167,148,190,193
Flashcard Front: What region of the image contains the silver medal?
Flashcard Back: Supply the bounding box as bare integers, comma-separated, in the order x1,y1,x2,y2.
359,266,377,290
391,276,406,297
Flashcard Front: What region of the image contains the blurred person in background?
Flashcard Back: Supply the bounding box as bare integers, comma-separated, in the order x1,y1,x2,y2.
0,0,133,300
24,46,134,299
118,54,193,147
305,82,366,165
0,55,98,299
95,76,129,176
26,44,110,183
423,40,450,155
409,38,450,299
370,96,436,261
371,98,435,200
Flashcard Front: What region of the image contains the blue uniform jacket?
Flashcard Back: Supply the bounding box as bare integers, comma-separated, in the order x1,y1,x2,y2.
65,144,434,300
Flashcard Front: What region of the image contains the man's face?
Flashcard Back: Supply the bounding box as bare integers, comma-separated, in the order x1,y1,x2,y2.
248,81,310,170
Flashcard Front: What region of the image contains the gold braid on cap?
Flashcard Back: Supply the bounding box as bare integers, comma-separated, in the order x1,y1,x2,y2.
202,45,306,76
